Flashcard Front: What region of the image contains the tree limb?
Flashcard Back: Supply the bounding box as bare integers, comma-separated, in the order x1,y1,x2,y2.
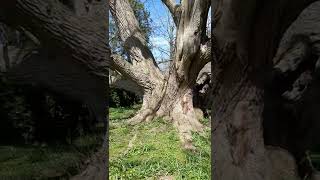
111,54,153,90
110,0,164,84
0,0,109,75
174,0,211,82
110,72,143,96
188,39,211,83
161,0,181,26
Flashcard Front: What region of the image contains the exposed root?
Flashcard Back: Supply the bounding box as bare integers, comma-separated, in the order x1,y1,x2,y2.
71,134,107,180
127,100,205,150
311,171,320,180
266,146,300,180
126,108,155,125
123,133,137,155
70,149,106,180
173,120,201,151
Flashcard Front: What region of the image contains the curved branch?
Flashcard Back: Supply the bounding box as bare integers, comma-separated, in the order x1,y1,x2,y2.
188,39,211,83
110,0,163,84
0,0,109,75
110,72,143,96
110,54,153,90
174,0,210,82
161,0,181,26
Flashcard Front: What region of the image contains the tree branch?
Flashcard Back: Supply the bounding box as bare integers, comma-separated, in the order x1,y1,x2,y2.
174,0,210,82
161,0,180,25
0,0,109,75
110,54,153,90
110,72,143,96
110,0,164,85
188,39,211,82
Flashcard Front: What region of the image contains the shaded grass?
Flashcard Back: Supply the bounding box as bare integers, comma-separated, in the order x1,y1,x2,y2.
110,104,141,121
0,132,102,179
311,153,320,170
110,106,211,179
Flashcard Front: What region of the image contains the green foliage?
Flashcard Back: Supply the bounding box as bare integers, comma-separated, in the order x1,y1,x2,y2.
0,77,34,143
128,0,153,43
110,88,140,108
110,104,141,121
0,76,103,178
109,106,211,179
0,75,98,144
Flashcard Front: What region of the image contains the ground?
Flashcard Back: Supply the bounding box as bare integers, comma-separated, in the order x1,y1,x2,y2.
0,104,210,179
109,105,211,179
0,128,103,179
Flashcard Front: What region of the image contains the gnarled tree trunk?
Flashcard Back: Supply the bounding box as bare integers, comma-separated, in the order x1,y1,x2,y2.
212,0,320,179
110,0,211,148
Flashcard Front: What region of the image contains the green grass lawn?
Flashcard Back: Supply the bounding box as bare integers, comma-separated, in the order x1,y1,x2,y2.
0,131,102,179
109,105,211,180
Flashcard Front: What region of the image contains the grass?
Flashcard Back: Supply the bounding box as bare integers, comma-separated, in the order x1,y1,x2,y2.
109,105,211,179
0,131,102,179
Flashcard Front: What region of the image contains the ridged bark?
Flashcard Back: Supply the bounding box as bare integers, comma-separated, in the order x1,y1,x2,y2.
212,0,319,179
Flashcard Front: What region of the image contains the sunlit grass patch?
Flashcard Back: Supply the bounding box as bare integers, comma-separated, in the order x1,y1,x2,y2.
109,106,211,179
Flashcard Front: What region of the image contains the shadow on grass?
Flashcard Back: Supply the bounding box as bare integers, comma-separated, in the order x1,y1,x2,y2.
0,130,103,179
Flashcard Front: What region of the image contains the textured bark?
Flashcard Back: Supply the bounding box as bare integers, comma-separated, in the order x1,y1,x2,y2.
0,0,109,179
194,62,212,115
110,71,143,96
264,2,320,178
110,0,211,148
110,0,163,90
1,0,109,75
212,0,317,179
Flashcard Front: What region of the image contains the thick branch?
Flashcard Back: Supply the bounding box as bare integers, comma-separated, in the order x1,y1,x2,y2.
0,0,109,74
161,0,180,26
110,54,153,90
110,0,163,85
188,39,211,82
110,72,143,96
174,0,210,82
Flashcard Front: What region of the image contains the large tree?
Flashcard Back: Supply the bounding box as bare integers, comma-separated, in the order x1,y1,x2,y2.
110,0,211,149
212,0,320,179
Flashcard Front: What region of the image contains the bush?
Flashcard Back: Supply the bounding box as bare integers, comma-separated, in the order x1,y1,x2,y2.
110,88,140,108
0,76,96,144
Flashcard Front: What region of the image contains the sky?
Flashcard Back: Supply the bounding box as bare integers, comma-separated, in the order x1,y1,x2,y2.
143,0,211,69
113,0,211,70
143,0,173,68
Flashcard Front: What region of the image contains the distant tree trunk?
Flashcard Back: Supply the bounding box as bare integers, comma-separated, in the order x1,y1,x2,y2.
212,0,319,179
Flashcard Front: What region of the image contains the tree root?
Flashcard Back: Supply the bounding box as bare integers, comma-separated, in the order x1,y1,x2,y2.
70,149,106,180
127,105,205,151
127,108,155,125
123,133,137,155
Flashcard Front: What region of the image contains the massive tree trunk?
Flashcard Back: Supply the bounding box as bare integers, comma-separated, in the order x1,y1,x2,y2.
212,0,320,179
110,0,211,148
